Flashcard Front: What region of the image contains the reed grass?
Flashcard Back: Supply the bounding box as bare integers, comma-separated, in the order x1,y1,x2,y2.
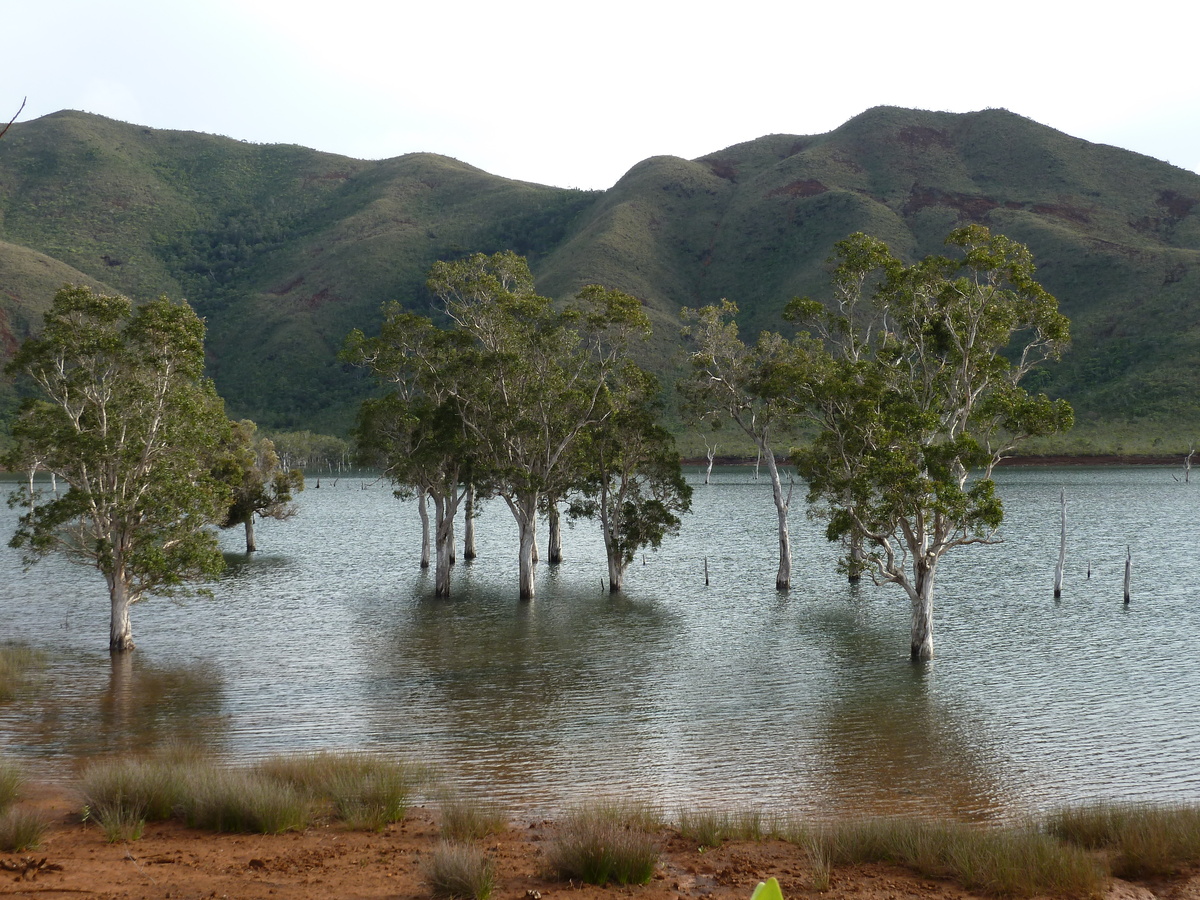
438,791,509,842
803,818,1106,898
0,758,23,814
677,806,768,848
0,808,49,852
1046,802,1200,878
424,840,496,900
545,802,660,886
79,755,194,824
182,768,313,834
0,643,44,702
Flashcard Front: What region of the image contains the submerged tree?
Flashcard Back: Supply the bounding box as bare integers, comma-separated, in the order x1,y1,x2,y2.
213,419,304,552
679,300,805,590
4,286,230,652
428,256,652,600
344,310,476,597
569,367,692,591
789,226,1073,660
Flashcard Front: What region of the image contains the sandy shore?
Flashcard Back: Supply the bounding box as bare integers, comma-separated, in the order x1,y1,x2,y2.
2,783,1194,900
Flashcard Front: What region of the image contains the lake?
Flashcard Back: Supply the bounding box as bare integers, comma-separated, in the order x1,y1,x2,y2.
2,466,1198,822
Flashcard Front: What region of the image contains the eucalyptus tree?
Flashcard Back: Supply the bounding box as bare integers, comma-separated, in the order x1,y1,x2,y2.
789,226,1073,660
4,286,230,652
213,419,304,552
569,366,693,591
679,300,805,590
343,308,477,597
427,254,652,600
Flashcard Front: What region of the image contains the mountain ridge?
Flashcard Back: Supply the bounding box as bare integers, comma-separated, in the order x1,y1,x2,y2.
1,106,1198,449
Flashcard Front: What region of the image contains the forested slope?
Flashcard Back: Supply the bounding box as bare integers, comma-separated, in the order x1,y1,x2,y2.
2,106,1198,447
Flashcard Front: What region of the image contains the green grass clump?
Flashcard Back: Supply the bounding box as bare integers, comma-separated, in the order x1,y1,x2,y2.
0,758,23,813
0,808,50,852
79,755,195,826
425,841,496,900
182,768,313,834
677,806,768,848
803,818,1106,898
438,791,509,842
256,750,428,830
545,802,660,886
0,643,44,701
1047,802,1200,879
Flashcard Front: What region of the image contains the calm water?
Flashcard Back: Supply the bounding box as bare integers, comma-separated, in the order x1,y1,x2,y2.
2,466,1199,821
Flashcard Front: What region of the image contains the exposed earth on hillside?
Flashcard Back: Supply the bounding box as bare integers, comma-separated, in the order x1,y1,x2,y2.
3,784,1198,900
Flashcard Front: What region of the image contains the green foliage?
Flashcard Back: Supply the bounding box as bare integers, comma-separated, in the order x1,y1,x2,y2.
4,286,230,650
791,227,1072,657
212,419,304,550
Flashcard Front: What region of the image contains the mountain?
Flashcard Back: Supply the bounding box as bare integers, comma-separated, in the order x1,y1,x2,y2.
1,106,1198,450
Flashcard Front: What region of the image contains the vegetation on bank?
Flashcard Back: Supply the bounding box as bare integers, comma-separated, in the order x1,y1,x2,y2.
5,749,1200,896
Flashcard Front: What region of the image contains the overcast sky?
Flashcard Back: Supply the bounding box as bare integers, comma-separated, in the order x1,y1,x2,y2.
9,1,1199,190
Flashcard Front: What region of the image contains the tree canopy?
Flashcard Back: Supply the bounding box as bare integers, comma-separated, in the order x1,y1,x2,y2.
4,286,230,651
789,226,1073,659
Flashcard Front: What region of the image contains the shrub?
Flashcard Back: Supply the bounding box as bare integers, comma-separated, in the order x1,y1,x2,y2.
439,791,509,842
545,803,660,886
425,841,496,900
0,808,49,852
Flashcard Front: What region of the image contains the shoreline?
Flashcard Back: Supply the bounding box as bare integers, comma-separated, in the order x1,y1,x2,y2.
683,454,1185,468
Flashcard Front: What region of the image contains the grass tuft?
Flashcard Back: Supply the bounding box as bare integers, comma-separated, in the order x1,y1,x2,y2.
0,758,24,814
0,643,44,702
1047,802,1200,879
545,802,660,886
182,768,312,834
0,808,50,852
425,840,496,900
438,791,509,842
79,755,195,825
800,817,1106,898
256,751,428,830
678,806,768,848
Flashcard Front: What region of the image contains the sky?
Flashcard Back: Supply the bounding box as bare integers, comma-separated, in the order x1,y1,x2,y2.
8,0,1199,191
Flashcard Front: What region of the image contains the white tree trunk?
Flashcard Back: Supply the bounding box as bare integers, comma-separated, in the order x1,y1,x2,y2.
607,550,627,592
463,484,477,560
244,516,257,553
434,494,453,597
910,561,935,661
107,570,135,653
762,448,791,590
548,501,563,563
514,493,538,600
1054,487,1066,598
418,488,431,569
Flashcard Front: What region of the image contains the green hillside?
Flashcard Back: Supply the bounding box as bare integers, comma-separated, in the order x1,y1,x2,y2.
1,106,1198,450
